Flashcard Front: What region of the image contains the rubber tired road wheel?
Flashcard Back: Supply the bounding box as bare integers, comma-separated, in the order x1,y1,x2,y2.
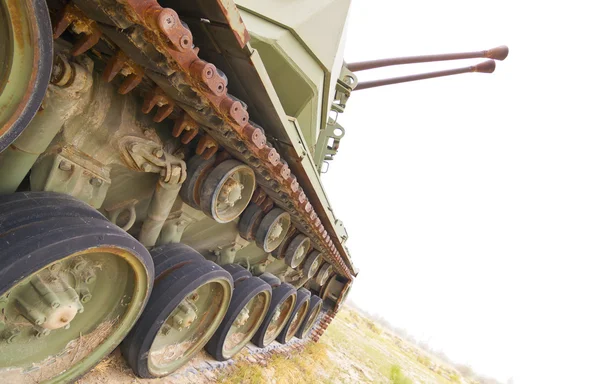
205,276,271,361
0,209,153,383
200,160,256,223
296,295,323,339
276,288,311,344
251,282,297,348
180,155,215,210
255,208,291,253
0,0,53,152
222,264,252,285
302,251,322,279
151,243,206,280
0,192,107,231
284,234,310,268
237,203,264,241
121,259,233,378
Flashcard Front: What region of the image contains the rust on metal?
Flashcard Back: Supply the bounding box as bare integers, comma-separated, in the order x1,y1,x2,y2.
7,0,25,48
196,135,219,159
109,0,353,278
102,50,145,94
259,198,274,213
142,86,176,122
172,112,200,144
1,0,41,139
214,150,231,165
53,3,102,56
219,98,249,126
275,161,291,179
214,0,251,48
251,188,267,206
242,124,266,149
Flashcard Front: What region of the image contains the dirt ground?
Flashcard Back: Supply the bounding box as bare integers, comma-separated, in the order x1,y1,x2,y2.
78,306,472,384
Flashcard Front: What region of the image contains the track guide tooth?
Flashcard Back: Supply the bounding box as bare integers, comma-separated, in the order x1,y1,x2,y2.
196,136,219,159
53,3,101,56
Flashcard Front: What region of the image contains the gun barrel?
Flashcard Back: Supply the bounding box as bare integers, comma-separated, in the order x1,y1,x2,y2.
354,60,496,91
347,46,508,72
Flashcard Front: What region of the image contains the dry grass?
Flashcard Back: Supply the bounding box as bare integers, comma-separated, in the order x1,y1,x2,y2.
220,343,332,384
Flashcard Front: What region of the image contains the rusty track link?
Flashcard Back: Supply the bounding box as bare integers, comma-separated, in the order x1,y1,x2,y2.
52,0,352,279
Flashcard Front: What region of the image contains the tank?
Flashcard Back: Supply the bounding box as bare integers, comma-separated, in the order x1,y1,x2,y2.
0,0,507,381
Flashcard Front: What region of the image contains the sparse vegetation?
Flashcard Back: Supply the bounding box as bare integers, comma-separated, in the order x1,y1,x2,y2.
389,365,413,384
220,363,263,384
80,304,504,384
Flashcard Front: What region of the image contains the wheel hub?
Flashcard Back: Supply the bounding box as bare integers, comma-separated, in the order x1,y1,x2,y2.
218,177,244,207
12,271,85,332
267,221,283,243
233,306,250,328
169,300,198,330
309,260,319,277
271,306,281,323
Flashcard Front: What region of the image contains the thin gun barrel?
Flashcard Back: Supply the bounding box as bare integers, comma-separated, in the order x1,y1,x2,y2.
354,60,496,91
347,46,508,72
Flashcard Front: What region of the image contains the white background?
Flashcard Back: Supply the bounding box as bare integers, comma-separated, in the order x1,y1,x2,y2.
322,1,600,383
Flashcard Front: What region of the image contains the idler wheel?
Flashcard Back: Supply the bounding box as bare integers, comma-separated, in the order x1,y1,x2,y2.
255,208,291,253
276,288,311,344
251,278,296,348
121,254,233,378
296,295,323,339
205,276,271,361
0,0,53,152
0,192,153,383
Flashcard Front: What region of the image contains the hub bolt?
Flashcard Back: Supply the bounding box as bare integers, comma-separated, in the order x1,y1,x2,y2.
36,329,51,338
89,178,103,187
59,160,73,171
5,329,20,344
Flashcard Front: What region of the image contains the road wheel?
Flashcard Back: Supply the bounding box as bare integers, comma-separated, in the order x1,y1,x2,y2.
222,264,252,285
255,208,291,252
296,295,323,339
284,234,310,268
237,203,264,241
121,257,233,378
0,198,153,383
205,276,271,361
200,160,255,223
276,288,311,344
251,281,296,348
302,251,322,279
151,243,206,279
0,0,53,152
180,155,215,210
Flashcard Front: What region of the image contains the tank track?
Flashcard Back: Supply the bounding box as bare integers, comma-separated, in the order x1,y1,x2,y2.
50,0,352,280
144,308,336,380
